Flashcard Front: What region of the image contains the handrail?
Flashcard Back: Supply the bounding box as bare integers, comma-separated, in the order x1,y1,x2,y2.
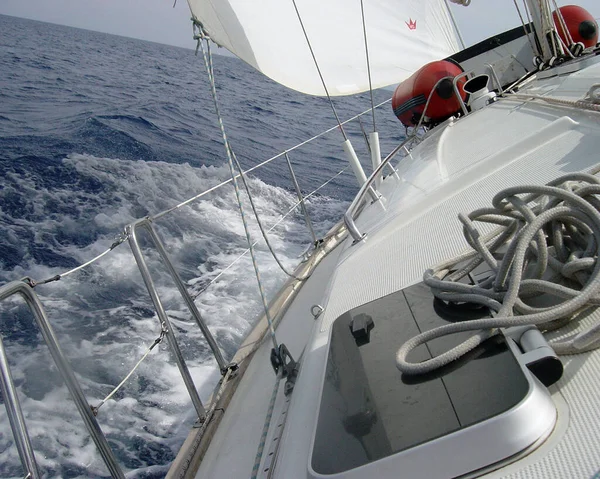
0,99,393,476
126,218,210,419
453,71,470,116
0,327,40,479
0,281,125,479
344,138,412,242
485,63,504,95
135,218,228,371
344,75,467,243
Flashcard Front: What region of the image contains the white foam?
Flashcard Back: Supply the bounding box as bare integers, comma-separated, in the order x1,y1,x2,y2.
0,153,347,476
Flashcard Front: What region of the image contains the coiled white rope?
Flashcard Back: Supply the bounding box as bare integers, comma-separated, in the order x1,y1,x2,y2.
397,172,600,375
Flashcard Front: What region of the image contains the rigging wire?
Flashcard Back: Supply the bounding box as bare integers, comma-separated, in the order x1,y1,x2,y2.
190,165,349,299
359,0,376,132
198,35,279,350
551,0,574,45
521,0,543,60
290,0,348,141
444,0,467,50
192,25,310,282
541,0,561,58
357,115,372,154
228,147,311,282
512,0,541,58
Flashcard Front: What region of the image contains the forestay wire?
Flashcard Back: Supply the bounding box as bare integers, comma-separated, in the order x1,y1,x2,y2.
397,172,600,375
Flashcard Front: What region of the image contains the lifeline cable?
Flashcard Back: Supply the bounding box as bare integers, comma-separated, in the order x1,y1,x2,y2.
91,327,166,416
24,231,129,287
229,147,311,281
190,165,349,299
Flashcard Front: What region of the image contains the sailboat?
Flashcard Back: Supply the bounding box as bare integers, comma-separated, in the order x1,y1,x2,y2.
1,0,600,478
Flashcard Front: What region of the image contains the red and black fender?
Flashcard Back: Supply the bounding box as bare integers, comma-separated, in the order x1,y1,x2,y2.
392,60,467,128
553,5,598,49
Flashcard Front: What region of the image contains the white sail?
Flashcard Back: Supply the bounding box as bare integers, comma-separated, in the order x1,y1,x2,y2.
186,0,462,96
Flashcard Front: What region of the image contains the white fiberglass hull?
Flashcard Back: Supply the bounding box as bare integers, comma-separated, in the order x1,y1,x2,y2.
181,55,600,479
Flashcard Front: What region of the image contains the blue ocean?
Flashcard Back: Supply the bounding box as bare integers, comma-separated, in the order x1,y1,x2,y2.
0,13,402,478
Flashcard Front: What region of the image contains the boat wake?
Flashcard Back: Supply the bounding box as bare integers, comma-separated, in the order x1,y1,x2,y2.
0,152,347,478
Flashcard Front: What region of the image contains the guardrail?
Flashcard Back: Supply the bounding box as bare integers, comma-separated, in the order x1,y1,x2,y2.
0,100,394,477
344,75,469,243
343,138,410,242
0,280,124,479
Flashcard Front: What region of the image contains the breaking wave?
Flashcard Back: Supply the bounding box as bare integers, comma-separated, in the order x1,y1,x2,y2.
0,152,347,478
0,13,399,478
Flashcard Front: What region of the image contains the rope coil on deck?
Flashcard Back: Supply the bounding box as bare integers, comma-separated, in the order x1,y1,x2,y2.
397,172,600,375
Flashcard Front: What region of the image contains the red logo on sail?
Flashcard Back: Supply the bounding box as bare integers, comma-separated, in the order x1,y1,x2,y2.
406,18,417,30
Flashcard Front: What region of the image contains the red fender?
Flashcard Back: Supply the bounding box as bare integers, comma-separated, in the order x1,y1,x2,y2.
553,5,598,49
392,60,466,128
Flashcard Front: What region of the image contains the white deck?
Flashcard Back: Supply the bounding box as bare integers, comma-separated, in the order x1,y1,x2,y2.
194,238,346,478
196,58,600,479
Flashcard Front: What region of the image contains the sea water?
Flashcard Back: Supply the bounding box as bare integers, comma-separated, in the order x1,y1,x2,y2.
0,14,403,478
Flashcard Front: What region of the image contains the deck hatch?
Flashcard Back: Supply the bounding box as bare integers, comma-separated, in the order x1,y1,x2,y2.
310,282,555,477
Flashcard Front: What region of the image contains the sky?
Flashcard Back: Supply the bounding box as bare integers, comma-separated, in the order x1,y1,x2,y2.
0,0,196,49
0,1,598,51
